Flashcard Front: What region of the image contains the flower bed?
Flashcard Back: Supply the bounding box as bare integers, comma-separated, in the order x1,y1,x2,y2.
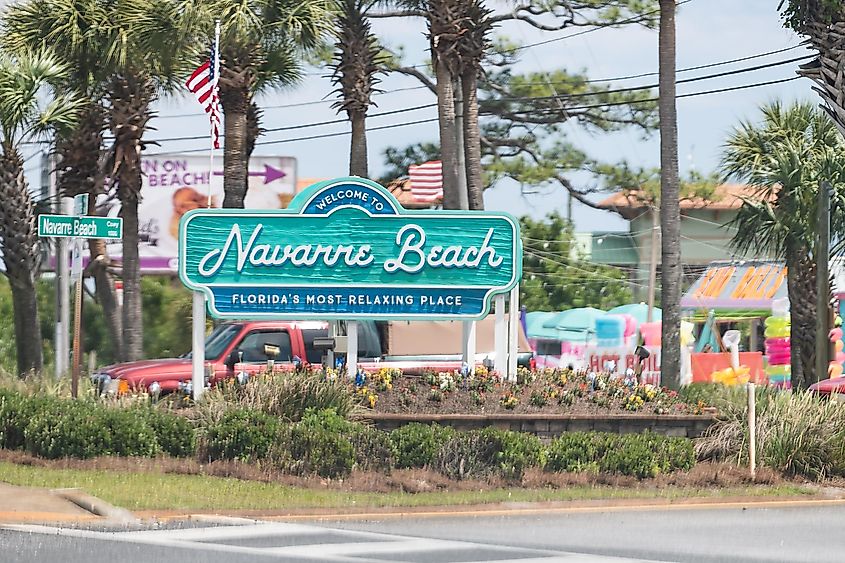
359,367,709,416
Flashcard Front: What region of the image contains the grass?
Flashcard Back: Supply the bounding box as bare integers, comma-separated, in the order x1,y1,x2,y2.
0,461,816,512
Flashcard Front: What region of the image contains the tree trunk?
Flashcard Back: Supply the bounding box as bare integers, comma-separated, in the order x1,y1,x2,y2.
57,103,123,363
9,281,41,376
220,80,250,209
108,73,154,362
119,178,143,361
434,58,460,210
87,237,123,362
0,151,42,376
349,109,369,177
658,0,681,390
462,68,484,210
787,250,817,389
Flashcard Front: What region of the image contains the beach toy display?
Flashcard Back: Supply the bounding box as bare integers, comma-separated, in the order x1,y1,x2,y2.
709,330,750,386
596,316,625,347
640,321,661,346
829,326,845,378
764,314,791,389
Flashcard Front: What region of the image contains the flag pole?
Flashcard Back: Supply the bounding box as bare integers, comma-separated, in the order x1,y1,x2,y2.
208,19,220,209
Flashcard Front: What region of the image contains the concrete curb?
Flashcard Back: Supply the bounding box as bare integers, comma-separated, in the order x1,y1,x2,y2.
50,488,138,524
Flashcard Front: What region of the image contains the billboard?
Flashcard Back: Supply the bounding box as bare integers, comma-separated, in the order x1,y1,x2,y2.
89,154,297,273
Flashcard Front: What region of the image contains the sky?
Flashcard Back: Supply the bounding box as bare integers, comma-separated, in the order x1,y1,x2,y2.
23,0,811,234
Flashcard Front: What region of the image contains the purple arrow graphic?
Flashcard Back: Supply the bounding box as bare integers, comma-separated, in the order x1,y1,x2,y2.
213,164,286,184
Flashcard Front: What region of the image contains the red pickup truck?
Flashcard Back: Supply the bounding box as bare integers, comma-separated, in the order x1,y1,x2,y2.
92,320,534,395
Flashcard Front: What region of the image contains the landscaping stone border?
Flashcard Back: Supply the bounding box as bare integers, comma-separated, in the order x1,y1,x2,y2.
364,413,716,439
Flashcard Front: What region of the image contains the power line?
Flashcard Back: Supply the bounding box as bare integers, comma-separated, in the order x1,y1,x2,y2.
146,75,802,155
583,44,804,84
146,55,805,145
155,85,429,121
490,55,810,106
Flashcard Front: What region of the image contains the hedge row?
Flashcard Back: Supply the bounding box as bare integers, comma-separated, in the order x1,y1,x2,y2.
204,415,695,481
0,389,695,481
0,389,195,459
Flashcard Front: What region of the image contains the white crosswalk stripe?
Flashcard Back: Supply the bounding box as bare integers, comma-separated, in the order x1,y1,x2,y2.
2,521,655,562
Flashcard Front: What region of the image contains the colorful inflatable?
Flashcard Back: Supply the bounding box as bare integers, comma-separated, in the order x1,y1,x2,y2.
764,314,791,389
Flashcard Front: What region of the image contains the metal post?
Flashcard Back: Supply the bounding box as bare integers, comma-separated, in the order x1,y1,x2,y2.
192,292,206,401
461,321,476,375
327,321,336,370
70,239,83,398
816,181,831,384
508,286,519,381
347,321,358,380
494,294,506,376
747,382,756,479
56,197,72,380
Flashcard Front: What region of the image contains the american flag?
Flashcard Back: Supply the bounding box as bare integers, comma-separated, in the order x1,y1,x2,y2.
186,41,221,149
409,160,443,203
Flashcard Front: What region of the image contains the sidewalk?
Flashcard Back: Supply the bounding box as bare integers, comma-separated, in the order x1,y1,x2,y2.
0,482,100,524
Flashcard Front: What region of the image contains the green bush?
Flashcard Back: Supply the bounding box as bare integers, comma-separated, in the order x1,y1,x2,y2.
276,408,356,478
0,391,63,450
390,423,455,469
135,407,196,458
350,425,395,473
545,432,611,473
599,435,662,478
546,432,695,478
204,408,280,462
24,400,159,459
434,428,544,481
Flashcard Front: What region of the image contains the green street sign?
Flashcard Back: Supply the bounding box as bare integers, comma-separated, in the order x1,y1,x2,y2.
38,214,123,239
179,177,522,320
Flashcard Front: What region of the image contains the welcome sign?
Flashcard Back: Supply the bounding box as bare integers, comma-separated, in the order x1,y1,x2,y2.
179,177,522,319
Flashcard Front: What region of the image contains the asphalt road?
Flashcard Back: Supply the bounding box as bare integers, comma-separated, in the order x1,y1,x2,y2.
1,501,844,562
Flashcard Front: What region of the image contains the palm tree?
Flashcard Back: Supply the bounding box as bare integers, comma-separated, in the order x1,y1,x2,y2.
458,0,492,210
779,2,845,137
722,101,845,389
102,0,200,361
329,0,386,177
0,51,81,375
3,0,125,361
658,0,681,390
203,0,333,208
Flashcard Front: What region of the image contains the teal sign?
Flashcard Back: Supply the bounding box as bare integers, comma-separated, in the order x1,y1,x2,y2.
179,177,522,320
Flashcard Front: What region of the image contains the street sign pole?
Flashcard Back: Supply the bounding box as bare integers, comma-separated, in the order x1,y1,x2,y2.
70,195,87,398
71,238,83,398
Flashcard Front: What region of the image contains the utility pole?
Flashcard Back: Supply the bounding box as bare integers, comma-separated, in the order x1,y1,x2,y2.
816,181,831,384
646,207,659,323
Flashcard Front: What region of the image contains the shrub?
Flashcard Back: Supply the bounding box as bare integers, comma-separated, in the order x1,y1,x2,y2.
390,423,455,469
546,432,612,473
434,430,498,480
24,400,159,459
434,428,544,481
0,391,62,450
697,390,845,480
135,407,196,458
599,435,662,478
204,408,280,462
350,425,395,473
546,432,695,478
217,371,356,422
276,408,356,478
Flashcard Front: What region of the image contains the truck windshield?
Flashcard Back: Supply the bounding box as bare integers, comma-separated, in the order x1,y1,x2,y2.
183,324,242,360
